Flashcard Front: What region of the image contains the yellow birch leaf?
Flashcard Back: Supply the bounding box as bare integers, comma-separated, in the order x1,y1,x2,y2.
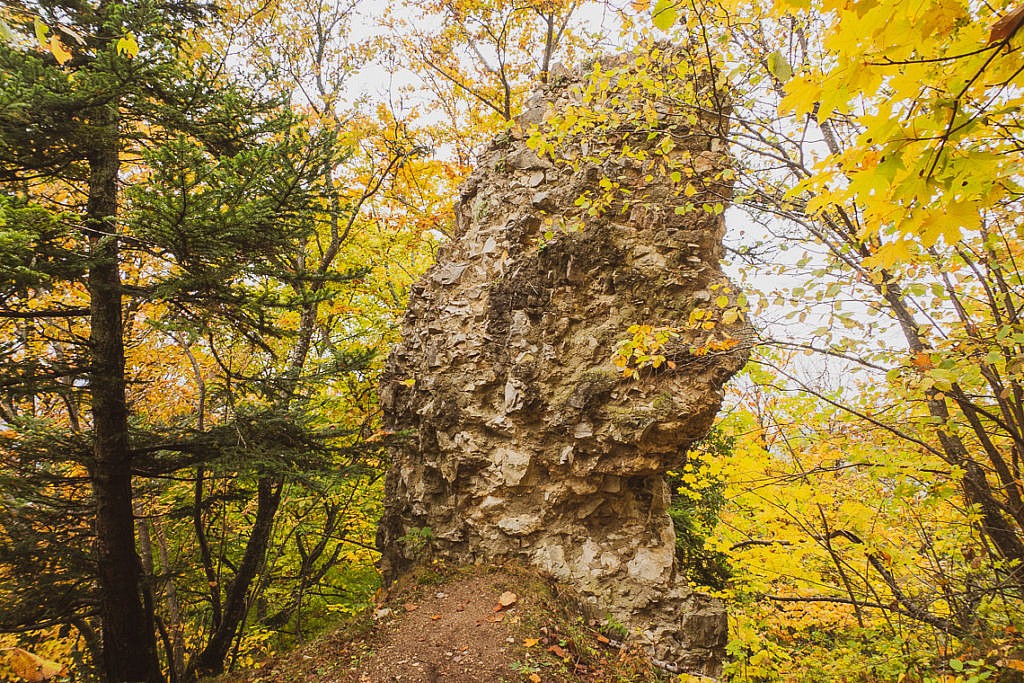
652,0,678,31
49,35,72,65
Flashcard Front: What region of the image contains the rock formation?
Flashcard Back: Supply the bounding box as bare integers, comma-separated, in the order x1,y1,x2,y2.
377,45,751,674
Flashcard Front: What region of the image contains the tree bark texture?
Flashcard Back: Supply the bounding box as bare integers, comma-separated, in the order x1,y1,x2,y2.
86,104,164,683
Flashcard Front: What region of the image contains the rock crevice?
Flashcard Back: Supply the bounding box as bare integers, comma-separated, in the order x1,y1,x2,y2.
378,46,751,674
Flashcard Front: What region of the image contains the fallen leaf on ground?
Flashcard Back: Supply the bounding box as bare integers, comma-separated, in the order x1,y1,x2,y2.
529,674,541,683
596,634,611,644
497,591,518,608
548,644,569,659
430,614,442,620
524,637,540,647
403,603,418,612
1005,659,1024,673
486,613,505,622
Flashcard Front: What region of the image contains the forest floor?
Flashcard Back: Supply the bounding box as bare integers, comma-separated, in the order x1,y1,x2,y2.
216,563,669,682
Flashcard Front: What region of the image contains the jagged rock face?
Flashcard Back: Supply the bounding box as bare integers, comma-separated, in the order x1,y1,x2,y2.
377,47,751,674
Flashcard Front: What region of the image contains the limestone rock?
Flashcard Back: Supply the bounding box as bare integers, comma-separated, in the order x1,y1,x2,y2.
377,45,751,675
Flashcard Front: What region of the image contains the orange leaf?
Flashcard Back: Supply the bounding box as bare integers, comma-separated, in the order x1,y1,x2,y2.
548,644,569,658
1005,659,1024,673
404,603,419,612
911,352,933,370
989,4,1024,44
365,429,393,443
524,637,540,647
708,337,740,352
431,614,442,620
529,674,541,683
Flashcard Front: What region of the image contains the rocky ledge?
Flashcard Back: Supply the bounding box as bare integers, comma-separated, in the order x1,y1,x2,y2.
377,44,752,675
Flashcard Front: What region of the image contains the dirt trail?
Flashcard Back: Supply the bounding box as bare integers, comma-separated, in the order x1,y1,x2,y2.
353,573,522,682
217,565,665,683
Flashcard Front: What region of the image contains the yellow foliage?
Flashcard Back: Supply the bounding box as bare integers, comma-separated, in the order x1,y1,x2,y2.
6,649,63,682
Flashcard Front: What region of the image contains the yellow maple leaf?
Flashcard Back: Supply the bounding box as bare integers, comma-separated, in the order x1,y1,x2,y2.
116,32,139,58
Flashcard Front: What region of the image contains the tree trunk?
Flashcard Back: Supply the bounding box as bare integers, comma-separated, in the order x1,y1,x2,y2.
86,104,163,683
188,477,283,680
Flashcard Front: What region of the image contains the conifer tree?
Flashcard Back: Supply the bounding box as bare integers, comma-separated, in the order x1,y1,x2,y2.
0,2,341,680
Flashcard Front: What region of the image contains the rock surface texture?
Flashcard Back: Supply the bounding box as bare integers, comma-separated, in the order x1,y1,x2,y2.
378,46,751,675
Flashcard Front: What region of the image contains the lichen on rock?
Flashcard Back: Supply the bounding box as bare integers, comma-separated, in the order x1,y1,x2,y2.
377,43,752,675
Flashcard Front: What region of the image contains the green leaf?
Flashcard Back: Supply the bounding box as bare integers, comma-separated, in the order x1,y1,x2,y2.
767,50,793,83
0,19,14,45
928,367,958,391
33,18,48,48
652,0,678,31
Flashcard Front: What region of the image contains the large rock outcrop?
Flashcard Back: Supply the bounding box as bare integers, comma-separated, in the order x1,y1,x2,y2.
377,46,751,674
